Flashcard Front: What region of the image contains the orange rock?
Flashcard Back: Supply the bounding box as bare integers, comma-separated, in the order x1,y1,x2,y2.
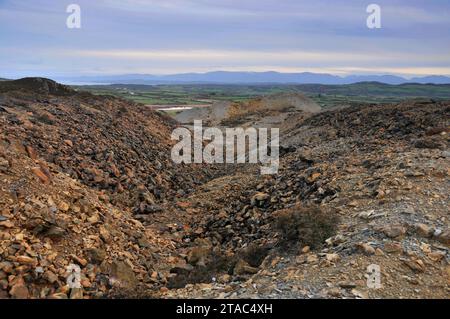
0,220,14,228
308,172,321,182
38,162,52,178
177,201,191,208
403,259,425,273
64,139,73,147
383,242,403,253
358,243,375,255
436,230,450,246
110,163,120,177
25,145,38,160
16,255,37,265
160,286,169,293
31,167,50,184
71,255,88,267
301,246,311,254
382,225,406,239
9,283,29,299
428,251,445,262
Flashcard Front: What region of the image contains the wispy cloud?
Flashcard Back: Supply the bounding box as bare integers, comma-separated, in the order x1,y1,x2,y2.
64,48,450,65
97,0,260,17
0,0,449,78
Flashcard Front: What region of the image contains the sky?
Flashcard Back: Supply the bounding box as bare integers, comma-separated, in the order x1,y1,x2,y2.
1,0,450,78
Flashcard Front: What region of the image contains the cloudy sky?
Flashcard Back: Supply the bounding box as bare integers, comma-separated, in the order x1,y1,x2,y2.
1,0,449,78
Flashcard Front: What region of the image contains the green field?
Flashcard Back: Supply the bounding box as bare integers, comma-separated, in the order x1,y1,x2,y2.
75,82,450,109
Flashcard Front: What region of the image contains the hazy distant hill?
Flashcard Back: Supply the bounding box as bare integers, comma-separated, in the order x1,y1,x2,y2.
409,75,450,84
286,81,450,97
55,71,450,85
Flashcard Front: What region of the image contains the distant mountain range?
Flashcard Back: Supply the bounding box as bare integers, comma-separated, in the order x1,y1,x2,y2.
51,71,450,85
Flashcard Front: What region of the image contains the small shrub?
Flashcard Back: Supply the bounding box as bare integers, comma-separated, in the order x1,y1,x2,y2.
275,205,339,249
239,244,271,268
167,245,271,289
33,113,55,125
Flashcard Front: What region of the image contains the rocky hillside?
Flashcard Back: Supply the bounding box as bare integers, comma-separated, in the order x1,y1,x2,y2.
0,78,74,96
0,78,219,299
0,78,222,208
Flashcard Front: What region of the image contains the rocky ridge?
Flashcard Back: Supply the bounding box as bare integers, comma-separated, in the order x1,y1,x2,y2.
157,99,450,299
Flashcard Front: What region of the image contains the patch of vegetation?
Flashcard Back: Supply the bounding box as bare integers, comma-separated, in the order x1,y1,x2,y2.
32,113,55,125
167,244,271,289
167,253,234,289
239,244,272,268
275,205,339,249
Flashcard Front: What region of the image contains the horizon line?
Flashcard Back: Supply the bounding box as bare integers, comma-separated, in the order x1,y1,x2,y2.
3,70,450,82
34,70,450,79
